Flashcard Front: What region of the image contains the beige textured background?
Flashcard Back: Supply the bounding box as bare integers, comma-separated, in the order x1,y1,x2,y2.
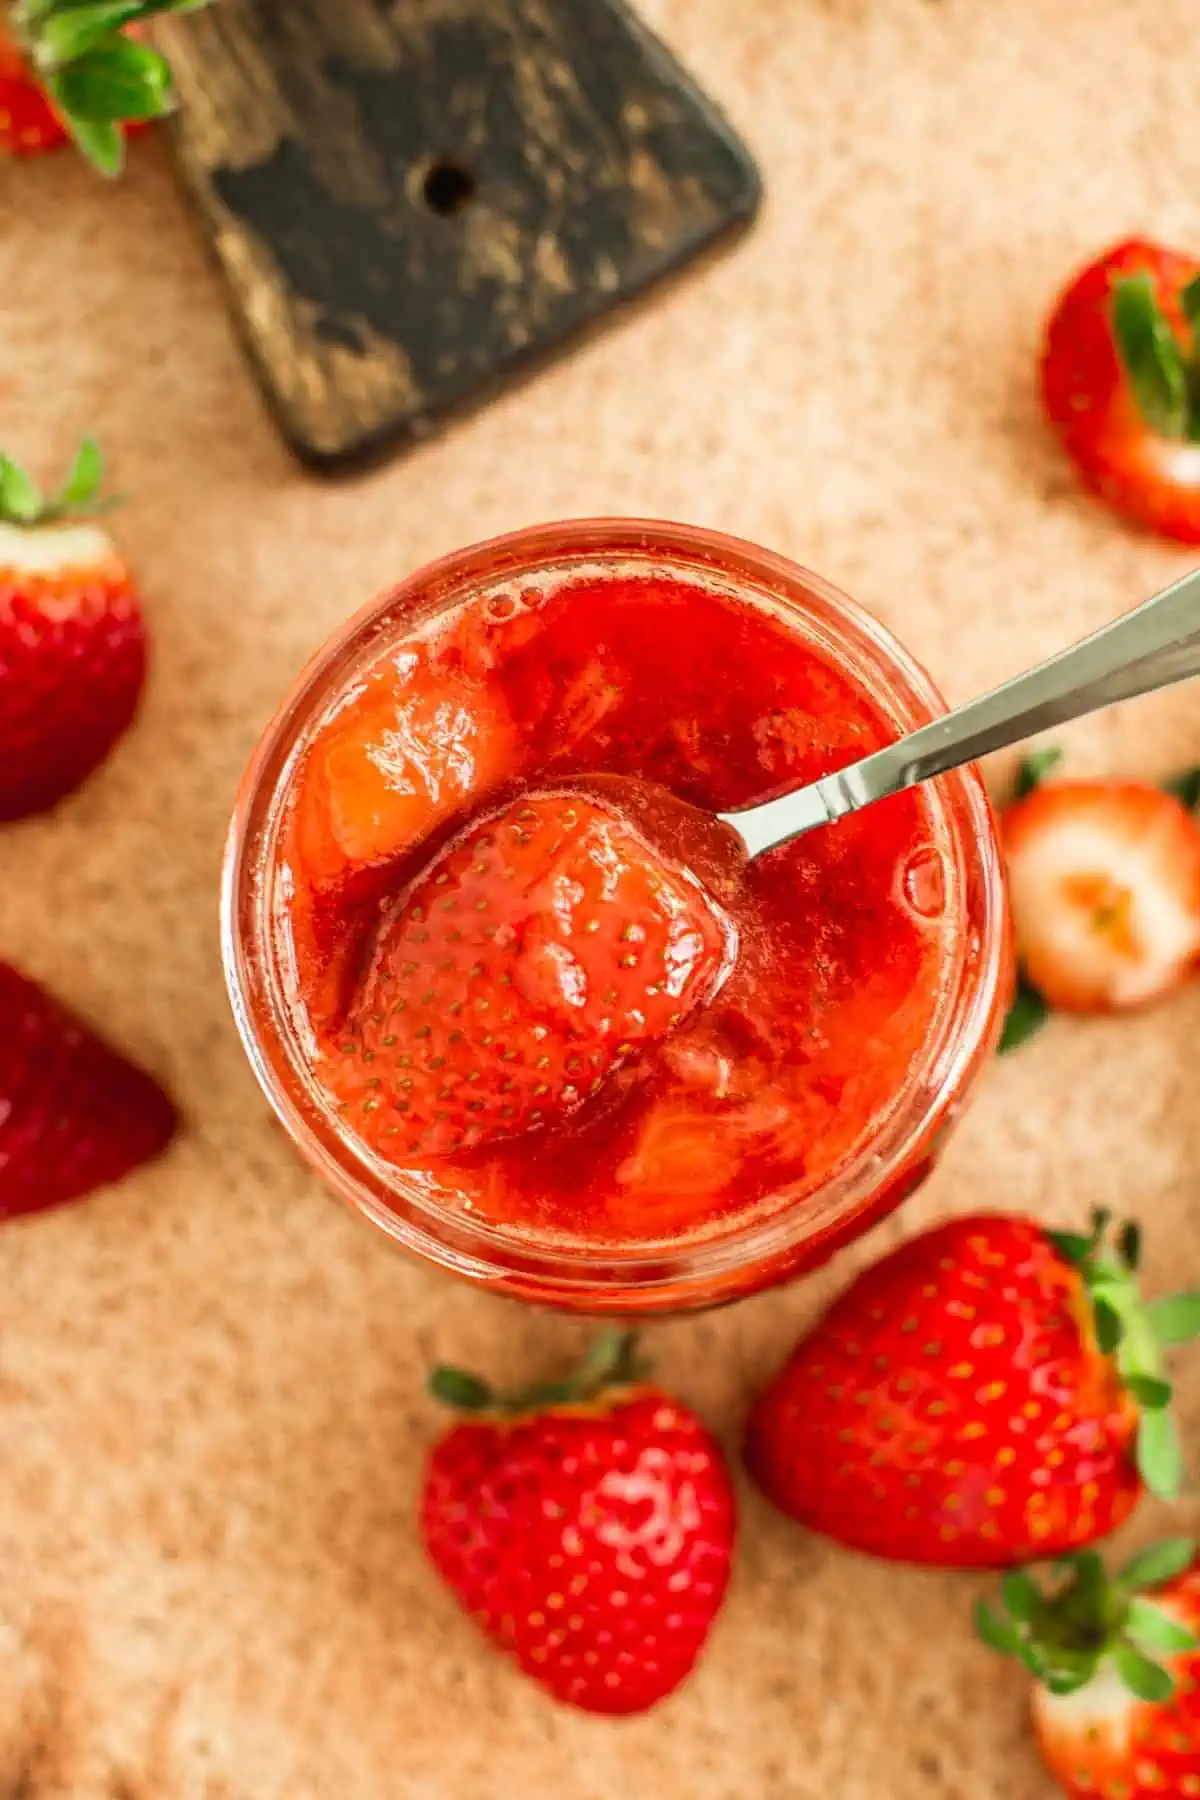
3,2,1200,1794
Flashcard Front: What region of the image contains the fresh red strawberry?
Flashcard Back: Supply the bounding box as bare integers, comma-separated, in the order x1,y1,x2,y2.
1002,779,1200,1012
745,1211,1200,1568
978,1539,1200,1797
420,1331,736,1714
0,962,178,1221
1042,238,1200,541
0,441,148,821
0,3,210,175
326,790,734,1163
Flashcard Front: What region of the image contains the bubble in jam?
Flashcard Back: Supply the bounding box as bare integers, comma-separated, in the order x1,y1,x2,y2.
899,844,948,920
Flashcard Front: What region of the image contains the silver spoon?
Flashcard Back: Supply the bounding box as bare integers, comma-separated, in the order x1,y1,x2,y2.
721,565,1200,860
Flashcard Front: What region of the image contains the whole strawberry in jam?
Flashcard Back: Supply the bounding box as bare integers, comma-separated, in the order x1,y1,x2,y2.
327,791,734,1163
979,1540,1200,1798
0,442,147,821
746,1211,1199,1567
1042,238,1200,542
1,1,211,175
0,962,177,1221
420,1331,736,1714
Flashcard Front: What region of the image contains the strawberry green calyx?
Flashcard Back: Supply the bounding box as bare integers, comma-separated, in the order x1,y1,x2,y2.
978,1540,1198,1699
1048,1209,1200,1500
0,440,119,526
8,0,214,176
429,1330,651,1416
1111,272,1200,443
1164,766,1200,813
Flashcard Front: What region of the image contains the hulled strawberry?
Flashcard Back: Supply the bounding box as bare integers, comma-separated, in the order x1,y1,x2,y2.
1042,238,1200,542
979,1539,1200,1797
0,961,178,1221
745,1211,1200,1567
420,1331,736,1714
326,791,734,1163
1,2,212,175
0,441,148,821
1003,778,1200,1013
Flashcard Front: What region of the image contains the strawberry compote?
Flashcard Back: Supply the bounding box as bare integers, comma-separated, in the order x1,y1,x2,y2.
224,521,1009,1312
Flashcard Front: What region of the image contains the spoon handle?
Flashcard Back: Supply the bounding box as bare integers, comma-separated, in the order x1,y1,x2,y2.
724,565,1200,860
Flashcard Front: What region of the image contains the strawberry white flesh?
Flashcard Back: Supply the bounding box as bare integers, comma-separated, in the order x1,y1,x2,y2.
1031,1659,1136,1785
979,1545,1200,1798
1003,781,1200,1011
0,520,119,576
1031,1589,1200,1798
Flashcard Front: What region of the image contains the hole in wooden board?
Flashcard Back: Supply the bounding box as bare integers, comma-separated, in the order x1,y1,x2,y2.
419,158,477,216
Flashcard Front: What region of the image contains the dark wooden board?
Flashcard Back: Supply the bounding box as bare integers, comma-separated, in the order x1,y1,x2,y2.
155,0,761,469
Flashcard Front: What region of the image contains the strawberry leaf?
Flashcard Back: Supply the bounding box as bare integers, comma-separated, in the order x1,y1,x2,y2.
1125,1597,1199,1655
428,1367,493,1410
1013,745,1063,800
1137,1406,1183,1500
1057,1547,1105,1582
1047,1227,1094,1267
54,107,125,174
580,1327,645,1388
1163,767,1200,812
1118,1220,1142,1271
1148,1291,1200,1346
54,438,104,511
1058,1550,1107,1617
975,1599,1022,1655
1042,1667,1092,1696
1183,274,1200,336
51,39,173,121
1125,1373,1172,1410
0,455,43,522
1113,1642,1175,1703
1111,276,1189,439
1093,1297,1125,1355
1001,1570,1042,1626
998,979,1048,1055
35,2,145,65
1117,1539,1196,1592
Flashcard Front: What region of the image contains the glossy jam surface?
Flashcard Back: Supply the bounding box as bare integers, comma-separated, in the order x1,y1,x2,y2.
275,572,952,1245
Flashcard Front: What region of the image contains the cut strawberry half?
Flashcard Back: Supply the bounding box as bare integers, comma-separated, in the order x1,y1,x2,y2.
1041,238,1200,543
1002,780,1200,1012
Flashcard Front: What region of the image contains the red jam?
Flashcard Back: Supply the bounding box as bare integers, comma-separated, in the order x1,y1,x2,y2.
276,571,950,1245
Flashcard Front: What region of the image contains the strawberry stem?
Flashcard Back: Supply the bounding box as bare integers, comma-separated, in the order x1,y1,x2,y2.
977,1541,1198,1699
429,1330,649,1417
1047,1210,1200,1500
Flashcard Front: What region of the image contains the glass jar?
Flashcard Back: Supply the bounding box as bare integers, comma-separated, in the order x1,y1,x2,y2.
222,520,1010,1313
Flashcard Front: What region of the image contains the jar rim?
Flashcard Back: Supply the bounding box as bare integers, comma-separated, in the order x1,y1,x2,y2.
221,517,1008,1311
